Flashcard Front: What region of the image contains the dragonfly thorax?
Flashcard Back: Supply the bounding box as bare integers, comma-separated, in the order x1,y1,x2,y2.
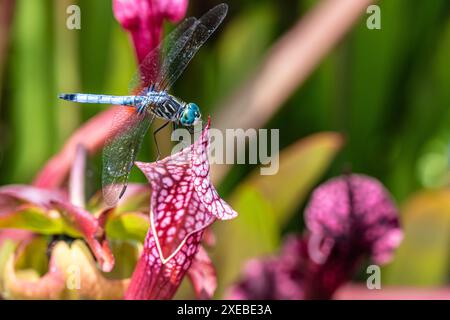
145,91,201,126
143,91,181,121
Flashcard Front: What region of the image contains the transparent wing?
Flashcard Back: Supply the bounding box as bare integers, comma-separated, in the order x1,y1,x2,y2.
102,4,228,206
102,18,197,206
102,107,154,206
128,16,198,94
157,3,228,91
129,3,228,94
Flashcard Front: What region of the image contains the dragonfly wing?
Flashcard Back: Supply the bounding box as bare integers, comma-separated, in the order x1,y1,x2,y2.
102,107,154,206
102,17,198,206
156,3,228,91
128,16,198,94
102,4,228,206
128,3,228,94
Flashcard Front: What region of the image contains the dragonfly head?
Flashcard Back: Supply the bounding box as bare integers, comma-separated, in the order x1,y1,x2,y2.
180,102,202,126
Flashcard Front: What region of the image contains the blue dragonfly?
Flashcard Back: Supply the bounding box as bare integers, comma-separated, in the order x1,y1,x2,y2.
59,4,228,206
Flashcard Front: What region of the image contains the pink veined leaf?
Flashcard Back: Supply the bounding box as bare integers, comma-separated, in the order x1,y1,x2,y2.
126,119,237,299
135,117,236,262
125,230,204,299
187,245,217,299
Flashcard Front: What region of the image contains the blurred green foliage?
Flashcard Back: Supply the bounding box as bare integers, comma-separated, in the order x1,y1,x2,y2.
1,0,450,293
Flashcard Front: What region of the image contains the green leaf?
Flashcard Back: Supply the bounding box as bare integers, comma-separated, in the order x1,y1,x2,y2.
215,2,277,99
0,206,80,237
8,0,55,183
0,240,17,295
106,241,141,280
14,237,48,276
384,189,450,286
105,212,149,243
245,132,344,225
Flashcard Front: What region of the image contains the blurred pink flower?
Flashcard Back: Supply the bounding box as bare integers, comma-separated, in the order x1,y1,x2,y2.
126,119,237,299
305,174,403,265
228,174,403,300
303,174,403,299
113,0,188,62
0,229,34,247
228,236,304,300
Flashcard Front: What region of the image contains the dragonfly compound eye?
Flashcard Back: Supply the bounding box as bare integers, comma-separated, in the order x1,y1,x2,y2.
181,103,201,126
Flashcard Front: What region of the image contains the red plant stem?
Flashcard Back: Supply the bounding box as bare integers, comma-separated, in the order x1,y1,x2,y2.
33,108,118,188
69,144,87,207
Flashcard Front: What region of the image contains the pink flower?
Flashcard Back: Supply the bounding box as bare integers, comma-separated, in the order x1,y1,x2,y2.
228,174,402,300
305,174,403,265
113,0,188,63
126,119,237,299
303,174,403,299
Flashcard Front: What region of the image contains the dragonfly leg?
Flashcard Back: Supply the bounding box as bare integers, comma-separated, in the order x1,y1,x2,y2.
119,184,128,199
153,121,171,161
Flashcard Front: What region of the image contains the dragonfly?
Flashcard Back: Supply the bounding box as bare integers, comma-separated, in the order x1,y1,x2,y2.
59,3,228,207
